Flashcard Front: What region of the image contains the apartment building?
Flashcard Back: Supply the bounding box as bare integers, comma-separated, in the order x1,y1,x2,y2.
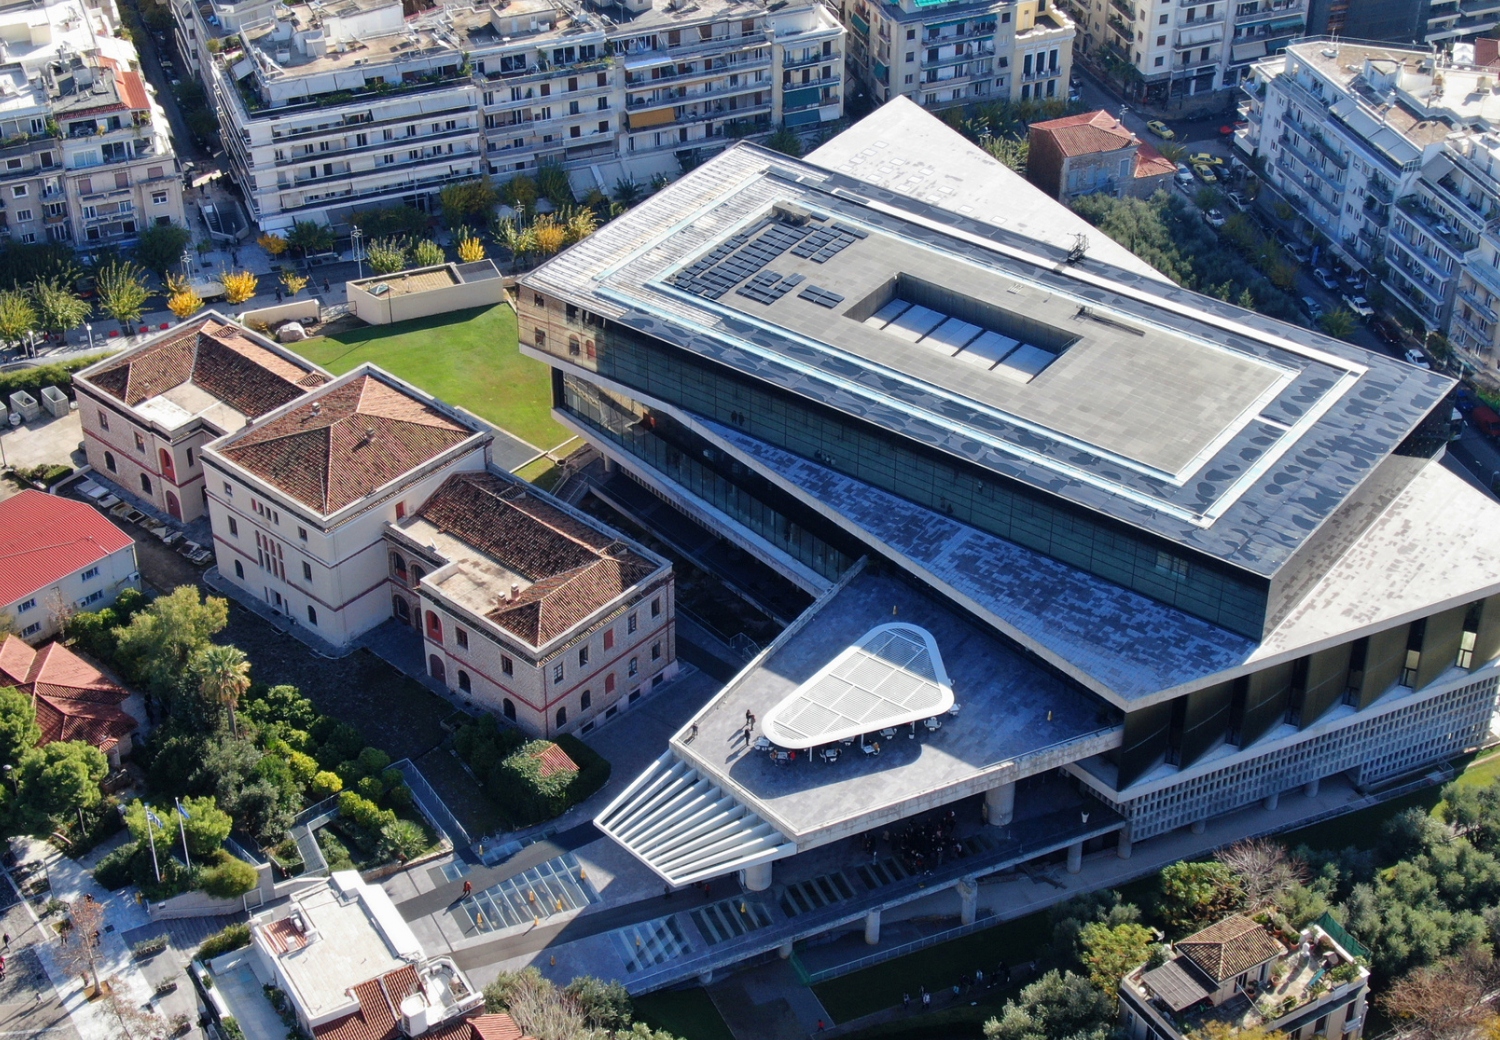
841,0,1072,108
173,0,842,231
73,316,331,523
0,0,183,248
1240,39,1500,371
386,470,676,738
1075,0,1304,98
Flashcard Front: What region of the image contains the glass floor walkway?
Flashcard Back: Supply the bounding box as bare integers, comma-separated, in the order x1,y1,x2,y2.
456,852,598,934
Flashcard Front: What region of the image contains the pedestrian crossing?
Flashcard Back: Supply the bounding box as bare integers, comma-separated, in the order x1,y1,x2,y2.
778,870,856,918
456,853,597,934
854,858,910,890
690,898,775,945
612,915,693,973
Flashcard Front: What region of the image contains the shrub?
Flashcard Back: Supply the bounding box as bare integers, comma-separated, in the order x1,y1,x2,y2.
0,354,106,406
286,751,318,784
200,850,259,899
94,842,137,889
338,791,395,833
196,922,251,961
310,718,363,766
309,771,343,800
380,819,428,861
356,775,385,802
317,827,354,871
357,747,391,775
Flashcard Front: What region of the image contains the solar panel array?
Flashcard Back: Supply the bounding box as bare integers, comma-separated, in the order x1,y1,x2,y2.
798,285,845,309
790,223,867,263
737,270,805,305
673,219,813,300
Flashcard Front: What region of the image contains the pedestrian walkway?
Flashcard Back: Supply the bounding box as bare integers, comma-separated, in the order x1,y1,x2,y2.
691,898,776,945
453,853,597,934
612,914,693,973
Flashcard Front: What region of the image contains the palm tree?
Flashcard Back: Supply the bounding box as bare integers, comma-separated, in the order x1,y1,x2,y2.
196,644,251,735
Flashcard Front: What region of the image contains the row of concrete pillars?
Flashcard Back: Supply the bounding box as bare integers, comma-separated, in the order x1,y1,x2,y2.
1188,777,1319,834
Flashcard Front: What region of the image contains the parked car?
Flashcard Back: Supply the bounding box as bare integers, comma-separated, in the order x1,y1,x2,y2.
1342,294,1374,318
1472,403,1500,436
1404,347,1432,369
1313,268,1340,291
1301,296,1325,321
1193,163,1216,183
1370,316,1404,347
1189,152,1223,166
1147,120,1176,140
1205,208,1226,228
1175,164,1195,186
1213,165,1234,184
1226,190,1249,211
1286,243,1310,264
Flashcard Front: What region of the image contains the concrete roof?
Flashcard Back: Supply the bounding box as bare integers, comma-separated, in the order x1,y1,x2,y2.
668,565,1119,847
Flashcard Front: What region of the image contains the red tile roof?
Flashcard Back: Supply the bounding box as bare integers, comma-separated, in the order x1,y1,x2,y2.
261,917,308,954
1030,110,1136,157
117,70,150,111
1177,915,1284,983
311,968,527,1040
415,472,659,645
86,318,327,420
0,636,135,752
1134,141,1177,180
221,374,473,514
314,978,397,1040
1478,37,1500,67
0,491,135,607
531,742,578,778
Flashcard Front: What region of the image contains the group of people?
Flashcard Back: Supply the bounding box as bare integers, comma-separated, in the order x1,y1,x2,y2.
865,809,967,874
900,961,1034,1013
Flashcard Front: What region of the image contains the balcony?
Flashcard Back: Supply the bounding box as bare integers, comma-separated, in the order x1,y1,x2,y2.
1382,275,1443,325
922,41,997,67
925,22,999,44
1397,195,1479,256
782,48,831,69
1278,138,1344,191
1467,255,1500,296
1458,284,1500,323
1110,0,1136,18
624,52,772,89
1387,225,1459,285
629,77,774,108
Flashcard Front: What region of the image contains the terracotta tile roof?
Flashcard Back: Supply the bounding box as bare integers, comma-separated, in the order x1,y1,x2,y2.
467,1014,531,1040
313,978,397,1040
1030,110,1136,157
531,742,578,778
1176,915,1284,983
261,917,307,954
416,472,659,644
117,70,150,110
0,491,135,606
221,375,473,514
1134,141,1177,179
86,318,327,418
0,636,135,752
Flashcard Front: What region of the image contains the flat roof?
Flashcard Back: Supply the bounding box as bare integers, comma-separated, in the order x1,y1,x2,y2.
523,101,1452,578
670,566,1119,846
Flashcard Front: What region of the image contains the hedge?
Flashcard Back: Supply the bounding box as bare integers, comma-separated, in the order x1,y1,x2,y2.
195,922,250,962
0,354,108,404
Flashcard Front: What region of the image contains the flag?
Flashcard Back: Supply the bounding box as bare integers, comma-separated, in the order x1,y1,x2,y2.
176,802,191,820
145,808,163,829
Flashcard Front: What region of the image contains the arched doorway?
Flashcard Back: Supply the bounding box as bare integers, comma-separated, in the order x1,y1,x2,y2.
428,655,445,683
158,448,176,482
165,490,181,520
392,596,411,624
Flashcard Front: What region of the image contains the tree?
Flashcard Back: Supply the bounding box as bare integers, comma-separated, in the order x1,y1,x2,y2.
221,269,259,305
30,275,89,336
0,288,37,348
194,643,251,735
765,125,803,157
983,970,1114,1040
612,178,642,207
1216,839,1309,911
0,686,39,766
411,239,445,267
167,283,204,320
135,223,192,277
57,896,106,995
95,260,149,333
1078,921,1155,1000
563,976,632,1031
178,794,232,856
439,179,498,228
1380,946,1499,1040
984,135,1029,172
200,851,259,897
457,234,485,263
114,586,229,701
258,233,288,257
279,269,309,297
16,741,107,829
1158,141,1187,164
1157,860,1245,935
481,967,669,1040
366,237,408,275
1190,1023,1288,1040
1318,308,1357,339
286,221,334,257
565,207,597,244
380,818,426,861
533,216,567,257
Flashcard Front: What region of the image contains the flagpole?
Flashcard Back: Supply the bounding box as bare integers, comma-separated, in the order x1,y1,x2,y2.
144,805,160,883
174,798,192,871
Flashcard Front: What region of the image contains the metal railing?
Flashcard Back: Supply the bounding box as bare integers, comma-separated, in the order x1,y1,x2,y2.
391,757,472,850
804,910,999,983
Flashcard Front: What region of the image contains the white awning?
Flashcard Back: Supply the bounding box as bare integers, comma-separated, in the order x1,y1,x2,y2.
595,754,795,886
761,623,954,748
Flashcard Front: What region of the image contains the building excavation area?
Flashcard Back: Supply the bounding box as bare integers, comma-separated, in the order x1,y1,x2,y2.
504,97,1500,983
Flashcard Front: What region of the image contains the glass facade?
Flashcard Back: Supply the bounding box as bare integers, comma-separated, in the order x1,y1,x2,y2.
583,325,1270,637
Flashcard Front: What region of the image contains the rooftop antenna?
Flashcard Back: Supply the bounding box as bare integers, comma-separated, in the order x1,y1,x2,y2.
1065,234,1089,264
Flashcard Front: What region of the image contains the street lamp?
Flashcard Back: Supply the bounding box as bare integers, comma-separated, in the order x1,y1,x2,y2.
84,323,93,352
180,248,193,282
350,224,364,280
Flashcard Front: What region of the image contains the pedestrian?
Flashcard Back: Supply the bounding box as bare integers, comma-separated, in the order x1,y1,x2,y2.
816,1020,825,1032
921,992,930,1010
461,880,472,897
275,288,283,302
951,983,960,998
322,277,331,293
3,933,10,948
902,993,911,1012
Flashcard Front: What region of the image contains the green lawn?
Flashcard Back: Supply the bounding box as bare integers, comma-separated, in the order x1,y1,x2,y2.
633,987,735,1040
291,305,569,452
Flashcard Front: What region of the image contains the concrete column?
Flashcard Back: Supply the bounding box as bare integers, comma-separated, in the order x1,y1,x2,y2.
698,970,714,985
864,909,881,945
602,457,617,474
743,862,772,892
985,780,1016,827
1116,827,1132,860
1190,819,1206,834
1066,841,1083,874
957,877,979,925
1263,791,1280,811
778,941,794,960
1304,778,1321,798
